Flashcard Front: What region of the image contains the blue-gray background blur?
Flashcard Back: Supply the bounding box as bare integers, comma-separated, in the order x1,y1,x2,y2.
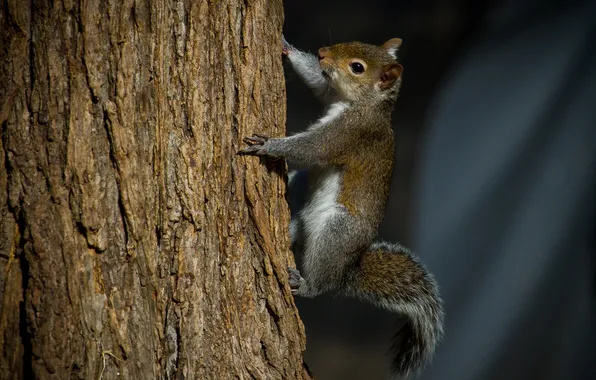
282,1,595,379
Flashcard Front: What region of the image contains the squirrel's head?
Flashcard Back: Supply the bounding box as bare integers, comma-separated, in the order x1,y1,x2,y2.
318,38,403,103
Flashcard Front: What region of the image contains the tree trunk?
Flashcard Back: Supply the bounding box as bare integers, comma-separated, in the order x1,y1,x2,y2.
0,1,310,379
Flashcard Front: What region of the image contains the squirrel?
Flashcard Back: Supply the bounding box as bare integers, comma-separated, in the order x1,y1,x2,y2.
239,36,444,379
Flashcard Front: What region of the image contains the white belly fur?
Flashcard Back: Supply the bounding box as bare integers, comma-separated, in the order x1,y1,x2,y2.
300,169,342,245
291,101,349,253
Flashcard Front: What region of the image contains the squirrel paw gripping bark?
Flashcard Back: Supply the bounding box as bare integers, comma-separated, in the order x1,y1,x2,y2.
238,134,270,156
282,35,290,56
287,267,306,295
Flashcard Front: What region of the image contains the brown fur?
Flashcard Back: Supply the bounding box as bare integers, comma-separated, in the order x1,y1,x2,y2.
353,248,432,300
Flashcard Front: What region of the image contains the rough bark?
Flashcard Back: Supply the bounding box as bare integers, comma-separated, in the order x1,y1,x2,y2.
0,1,310,379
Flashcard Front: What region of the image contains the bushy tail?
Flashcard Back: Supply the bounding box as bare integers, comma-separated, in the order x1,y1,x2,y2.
345,241,444,379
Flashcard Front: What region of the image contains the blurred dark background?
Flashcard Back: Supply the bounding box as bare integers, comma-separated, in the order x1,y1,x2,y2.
282,1,596,379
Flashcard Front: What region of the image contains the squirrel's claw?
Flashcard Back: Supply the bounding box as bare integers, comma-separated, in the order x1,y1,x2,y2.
238,134,270,155
243,134,269,145
237,145,262,156
287,267,305,293
282,35,291,56
252,133,270,141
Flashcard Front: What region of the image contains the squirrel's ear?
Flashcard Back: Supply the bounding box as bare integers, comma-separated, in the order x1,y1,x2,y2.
379,63,403,90
381,38,402,59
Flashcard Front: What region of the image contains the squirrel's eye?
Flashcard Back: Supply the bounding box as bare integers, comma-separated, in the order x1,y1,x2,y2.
350,62,365,74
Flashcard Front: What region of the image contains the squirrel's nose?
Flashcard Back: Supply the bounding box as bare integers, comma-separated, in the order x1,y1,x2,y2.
318,47,330,60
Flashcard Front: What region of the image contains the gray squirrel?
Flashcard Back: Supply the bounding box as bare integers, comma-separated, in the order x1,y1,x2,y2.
239,36,444,379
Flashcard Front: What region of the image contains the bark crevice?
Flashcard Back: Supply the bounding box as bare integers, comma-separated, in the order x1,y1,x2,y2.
16,212,33,380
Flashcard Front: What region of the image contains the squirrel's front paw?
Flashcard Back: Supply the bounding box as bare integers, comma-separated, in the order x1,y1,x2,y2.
287,267,306,295
238,134,270,156
282,35,291,56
